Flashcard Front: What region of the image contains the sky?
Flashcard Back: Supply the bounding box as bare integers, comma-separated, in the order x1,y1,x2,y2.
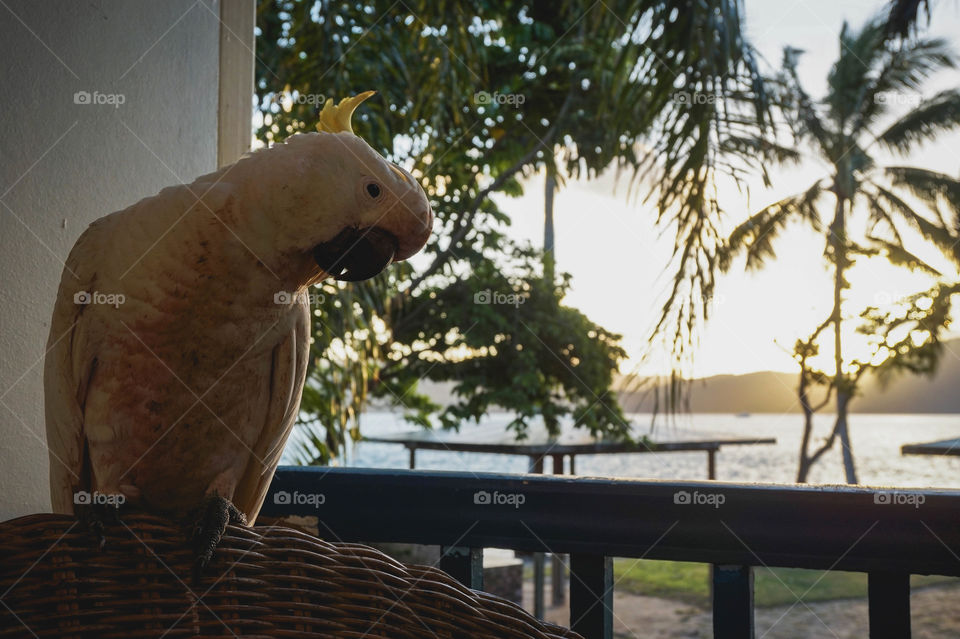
490,0,960,378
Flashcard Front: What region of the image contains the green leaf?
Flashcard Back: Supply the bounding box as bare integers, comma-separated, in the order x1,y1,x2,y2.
877,89,960,154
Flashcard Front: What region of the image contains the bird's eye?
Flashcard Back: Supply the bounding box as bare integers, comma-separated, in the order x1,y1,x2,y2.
365,182,382,199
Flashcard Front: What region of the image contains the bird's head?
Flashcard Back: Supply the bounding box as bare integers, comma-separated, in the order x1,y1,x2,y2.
272,91,432,282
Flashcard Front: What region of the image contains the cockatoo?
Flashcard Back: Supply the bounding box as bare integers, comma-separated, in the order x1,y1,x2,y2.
44,92,432,566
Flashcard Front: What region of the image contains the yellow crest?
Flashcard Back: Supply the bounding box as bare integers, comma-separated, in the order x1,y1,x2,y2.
315,90,376,134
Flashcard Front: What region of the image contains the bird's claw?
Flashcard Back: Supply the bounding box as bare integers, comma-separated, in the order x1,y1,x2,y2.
192,495,246,582
76,501,122,550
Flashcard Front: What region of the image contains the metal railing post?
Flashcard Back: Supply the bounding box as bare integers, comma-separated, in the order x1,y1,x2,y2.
868,572,911,638
440,546,483,590
712,564,754,638
569,553,612,639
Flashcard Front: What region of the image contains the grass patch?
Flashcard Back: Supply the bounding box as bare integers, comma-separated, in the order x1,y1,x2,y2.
613,558,710,605
611,559,958,608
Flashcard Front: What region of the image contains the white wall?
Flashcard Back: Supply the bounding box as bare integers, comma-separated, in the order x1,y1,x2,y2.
0,1,221,520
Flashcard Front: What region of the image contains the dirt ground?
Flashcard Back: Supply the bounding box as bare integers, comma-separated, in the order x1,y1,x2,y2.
524,582,960,638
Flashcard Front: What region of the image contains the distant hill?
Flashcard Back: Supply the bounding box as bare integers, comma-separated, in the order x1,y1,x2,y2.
407,340,960,414
617,371,802,414
618,339,960,414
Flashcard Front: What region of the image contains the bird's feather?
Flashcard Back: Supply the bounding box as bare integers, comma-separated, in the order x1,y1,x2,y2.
232,299,309,523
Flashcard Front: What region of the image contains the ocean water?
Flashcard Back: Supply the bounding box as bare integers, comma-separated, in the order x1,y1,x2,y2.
286,412,960,488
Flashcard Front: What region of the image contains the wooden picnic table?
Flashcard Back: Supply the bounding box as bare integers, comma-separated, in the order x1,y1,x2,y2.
901,437,960,457
365,423,776,480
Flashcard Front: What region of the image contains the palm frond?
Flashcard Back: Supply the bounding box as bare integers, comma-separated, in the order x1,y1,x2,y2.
628,0,774,379
722,180,825,271
864,236,943,276
720,134,804,187
883,0,931,39
871,181,959,261
827,19,887,130
856,36,956,132
719,135,803,164
885,166,960,222
861,190,905,245
779,48,834,155
877,89,960,154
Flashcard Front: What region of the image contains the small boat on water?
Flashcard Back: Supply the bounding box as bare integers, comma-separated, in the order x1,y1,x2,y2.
736,412,750,418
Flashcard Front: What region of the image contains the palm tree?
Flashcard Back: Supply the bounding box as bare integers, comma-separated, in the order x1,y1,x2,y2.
722,17,960,483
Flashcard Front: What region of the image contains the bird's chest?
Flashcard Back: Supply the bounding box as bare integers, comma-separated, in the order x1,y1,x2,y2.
85,302,290,451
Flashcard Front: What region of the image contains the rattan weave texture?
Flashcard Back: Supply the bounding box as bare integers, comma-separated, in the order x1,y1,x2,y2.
0,513,582,639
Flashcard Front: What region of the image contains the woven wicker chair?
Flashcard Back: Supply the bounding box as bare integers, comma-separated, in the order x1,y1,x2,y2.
0,513,581,639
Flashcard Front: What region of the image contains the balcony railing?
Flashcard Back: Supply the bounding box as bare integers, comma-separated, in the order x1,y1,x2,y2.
261,466,960,639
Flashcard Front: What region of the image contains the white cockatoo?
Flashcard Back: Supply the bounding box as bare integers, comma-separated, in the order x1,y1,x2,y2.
44,92,432,564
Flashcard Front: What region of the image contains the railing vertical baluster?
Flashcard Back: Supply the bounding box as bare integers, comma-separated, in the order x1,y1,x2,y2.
552,454,566,607
569,553,612,639
552,552,566,606
439,546,483,590
533,552,545,619
712,564,754,639
868,572,911,639
530,454,546,619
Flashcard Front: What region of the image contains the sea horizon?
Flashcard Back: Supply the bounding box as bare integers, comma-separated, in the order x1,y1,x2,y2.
285,411,960,490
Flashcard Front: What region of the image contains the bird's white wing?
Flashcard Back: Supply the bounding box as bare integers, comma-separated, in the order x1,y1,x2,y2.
44,226,102,514
232,299,310,523
44,183,234,514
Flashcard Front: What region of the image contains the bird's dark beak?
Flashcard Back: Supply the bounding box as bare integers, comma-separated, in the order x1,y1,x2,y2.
312,227,398,282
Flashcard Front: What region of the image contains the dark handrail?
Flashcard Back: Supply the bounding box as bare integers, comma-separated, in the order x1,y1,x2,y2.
263,466,960,638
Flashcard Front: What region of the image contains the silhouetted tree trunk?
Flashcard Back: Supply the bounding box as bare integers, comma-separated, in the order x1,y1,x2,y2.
829,190,858,484
797,375,817,482
795,320,834,483
835,394,857,483
544,164,556,284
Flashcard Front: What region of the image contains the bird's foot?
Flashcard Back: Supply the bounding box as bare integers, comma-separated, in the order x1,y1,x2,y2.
75,499,122,550
192,495,246,582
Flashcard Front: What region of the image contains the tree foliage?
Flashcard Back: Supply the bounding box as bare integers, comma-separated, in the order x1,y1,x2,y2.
255,0,772,461
385,243,628,438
